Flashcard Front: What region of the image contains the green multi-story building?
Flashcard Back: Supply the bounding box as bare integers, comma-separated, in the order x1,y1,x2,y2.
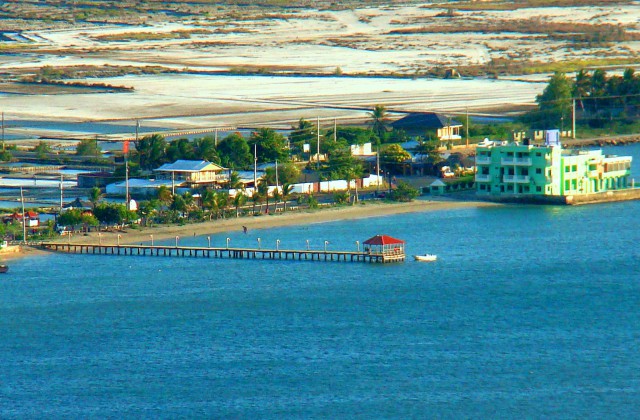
475,138,633,197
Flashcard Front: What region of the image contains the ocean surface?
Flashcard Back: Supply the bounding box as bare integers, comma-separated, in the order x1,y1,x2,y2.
2,145,640,418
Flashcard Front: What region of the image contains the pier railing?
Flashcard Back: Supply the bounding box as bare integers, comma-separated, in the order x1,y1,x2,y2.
40,243,406,264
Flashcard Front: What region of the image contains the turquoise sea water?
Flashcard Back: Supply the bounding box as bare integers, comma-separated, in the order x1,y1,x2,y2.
2,146,640,417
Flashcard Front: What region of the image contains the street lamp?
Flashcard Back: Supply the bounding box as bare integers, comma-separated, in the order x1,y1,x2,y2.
175,235,179,247
150,234,154,246
324,240,329,252
226,237,230,249
356,240,360,252
68,232,72,245
257,237,261,249
117,234,121,246
276,239,280,251
98,232,102,245
306,239,310,250
207,236,211,248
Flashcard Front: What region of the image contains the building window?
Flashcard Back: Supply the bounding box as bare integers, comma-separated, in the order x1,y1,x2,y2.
536,168,542,174
536,152,541,157
572,165,577,172
536,186,542,192
480,184,486,190
565,180,570,190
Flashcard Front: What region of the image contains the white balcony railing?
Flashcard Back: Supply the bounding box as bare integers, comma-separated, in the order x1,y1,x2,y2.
503,175,530,183
475,174,491,182
501,157,532,166
476,156,492,165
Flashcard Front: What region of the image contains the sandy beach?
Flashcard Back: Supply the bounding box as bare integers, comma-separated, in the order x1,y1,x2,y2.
48,198,498,248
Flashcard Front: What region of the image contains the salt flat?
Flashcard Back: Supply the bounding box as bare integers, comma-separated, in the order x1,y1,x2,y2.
0,2,638,137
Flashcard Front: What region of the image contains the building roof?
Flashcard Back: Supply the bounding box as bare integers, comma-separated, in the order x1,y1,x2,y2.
155,160,226,173
390,112,462,129
108,178,181,189
429,179,447,187
10,211,39,219
363,234,405,245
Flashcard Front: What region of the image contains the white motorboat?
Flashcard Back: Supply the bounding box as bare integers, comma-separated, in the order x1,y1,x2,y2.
413,254,437,262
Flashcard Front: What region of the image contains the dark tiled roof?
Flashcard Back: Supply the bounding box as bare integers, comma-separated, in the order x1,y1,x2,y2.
390,112,462,129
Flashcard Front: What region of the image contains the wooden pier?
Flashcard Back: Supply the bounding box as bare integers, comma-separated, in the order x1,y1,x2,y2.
40,243,406,264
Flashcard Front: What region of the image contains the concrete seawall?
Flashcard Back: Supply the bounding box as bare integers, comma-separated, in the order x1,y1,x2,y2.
477,188,640,206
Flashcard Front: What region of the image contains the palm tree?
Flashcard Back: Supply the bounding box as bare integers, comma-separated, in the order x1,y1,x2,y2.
157,185,173,207
88,186,103,209
218,191,230,219
257,179,269,214
233,190,247,218
272,188,282,212
201,188,217,220
368,104,388,142
281,183,294,211
344,166,363,204
251,190,263,215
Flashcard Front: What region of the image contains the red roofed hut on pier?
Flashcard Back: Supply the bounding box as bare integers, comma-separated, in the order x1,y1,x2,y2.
363,234,405,263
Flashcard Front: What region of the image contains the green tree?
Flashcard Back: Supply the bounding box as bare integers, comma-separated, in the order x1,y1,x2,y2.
157,185,173,207
281,183,294,211
135,133,167,170
233,191,247,218
0,150,12,162
193,136,219,163
326,148,363,181
380,144,411,172
249,128,289,163
32,141,52,159
58,209,97,227
257,179,270,213
88,186,103,209
251,189,263,214
93,203,133,225
414,139,442,165
390,181,419,202
264,163,300,186
288,118,316,156
76,138,101,157
368,104,388,142
166,138,195,161
217,133,252,169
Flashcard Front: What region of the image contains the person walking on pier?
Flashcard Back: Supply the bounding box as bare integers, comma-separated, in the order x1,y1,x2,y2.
242,226,248,234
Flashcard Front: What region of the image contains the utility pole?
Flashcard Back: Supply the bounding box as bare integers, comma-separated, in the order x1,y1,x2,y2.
125,158,130,210
572,99,576,139
20,187,26,244
316,116,321,170
60,173,64,213
466,107,469,148
253,143,257,190
376,147,380,194
334,118,337,142
1,112,4,151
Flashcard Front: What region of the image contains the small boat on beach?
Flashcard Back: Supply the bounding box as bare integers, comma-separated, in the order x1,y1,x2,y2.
0,264,8,273
413,254,437,262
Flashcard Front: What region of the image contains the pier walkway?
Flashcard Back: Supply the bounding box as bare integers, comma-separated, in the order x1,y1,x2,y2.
40,243,406,264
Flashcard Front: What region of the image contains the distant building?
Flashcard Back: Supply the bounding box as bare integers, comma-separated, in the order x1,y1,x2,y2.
5,211,39,227
106,178,188,197
77,172,116,188
475,136,633,197
154,160,229,188
390,112,462,142
350,142,375,156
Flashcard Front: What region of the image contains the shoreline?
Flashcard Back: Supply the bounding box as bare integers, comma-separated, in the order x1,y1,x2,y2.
48,199,499,247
